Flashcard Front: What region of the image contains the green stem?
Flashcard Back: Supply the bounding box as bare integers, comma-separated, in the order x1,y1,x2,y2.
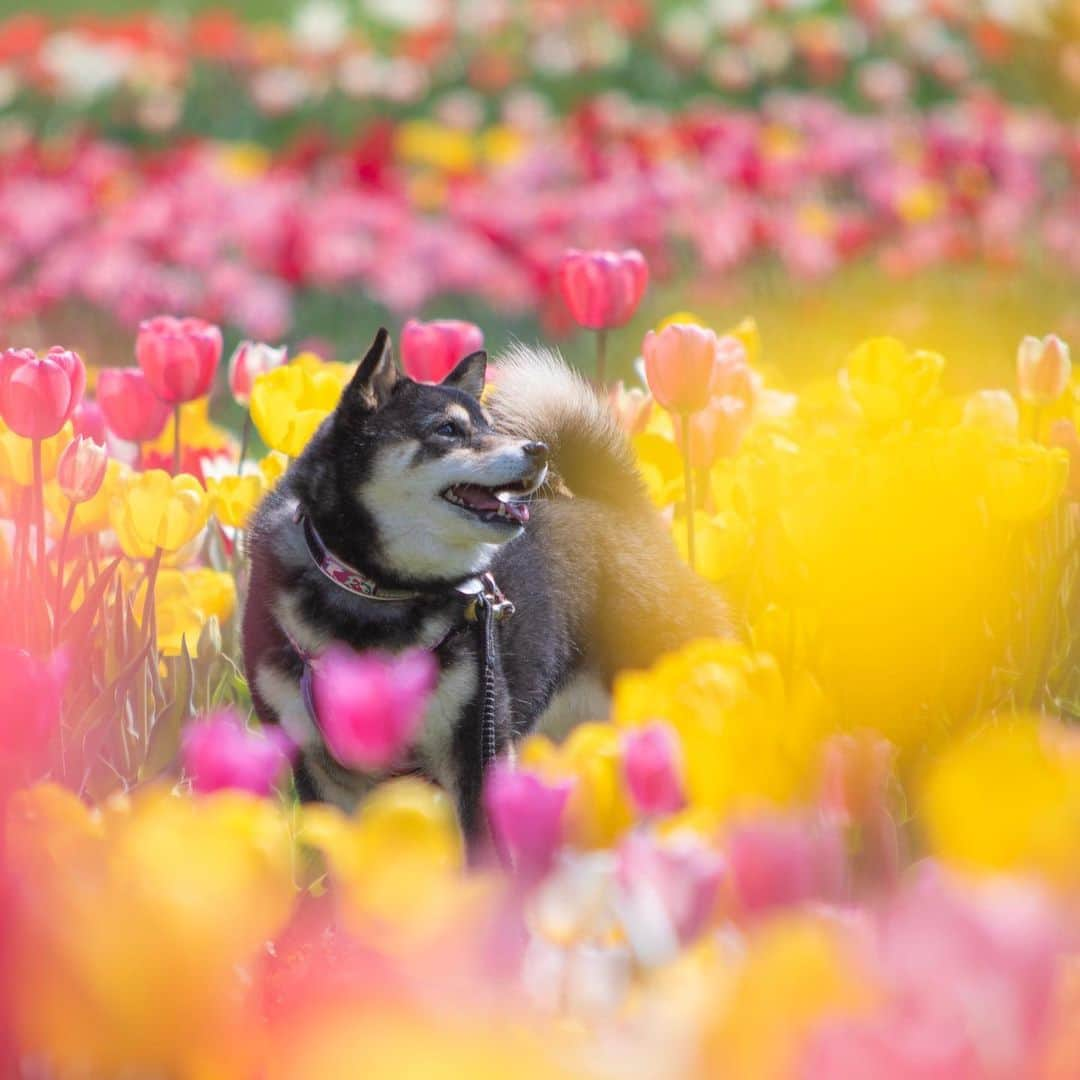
236,411,253,476
51,500,76,647
679,414,697,572
172,404,182,474
595,329,608,387
142,547,163,654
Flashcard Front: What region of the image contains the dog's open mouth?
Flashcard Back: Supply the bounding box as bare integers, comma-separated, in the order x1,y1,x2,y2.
441,479,534,525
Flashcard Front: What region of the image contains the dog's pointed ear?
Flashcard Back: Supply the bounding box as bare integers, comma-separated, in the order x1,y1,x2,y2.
442,350,487,399
341,328,399,412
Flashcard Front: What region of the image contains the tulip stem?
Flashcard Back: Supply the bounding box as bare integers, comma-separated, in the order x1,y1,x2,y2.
679,414,697,571
237,411,253,476
52,501,76,647
142,547,163,655
32,436,46,596
595,329,608,386
172,404,182,474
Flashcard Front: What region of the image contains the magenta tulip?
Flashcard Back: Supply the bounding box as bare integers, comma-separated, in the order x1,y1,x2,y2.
726,814,847,919
228,340,288,406
622,723,685,817
312,647,437,771
0,346,85,440
70,398,106,444
97,367,172,443
484,762,572,882
400,318,484,384
56,436,107,504
558,249,649,331
136,315,223,404
182,709,296,796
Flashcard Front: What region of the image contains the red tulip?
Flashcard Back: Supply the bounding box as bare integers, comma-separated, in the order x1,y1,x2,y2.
136,315,223,404
484,762,572,883
182,709,296,796
0,346,85,440
56,436,107,504
400,318,484,384
642,323,718,414
312,647,437,771
558,249,649,330
97,367,171,443
228,340,287,406
622,723,685,817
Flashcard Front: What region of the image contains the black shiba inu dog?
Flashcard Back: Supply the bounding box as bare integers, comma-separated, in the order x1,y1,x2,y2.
242,329,732,841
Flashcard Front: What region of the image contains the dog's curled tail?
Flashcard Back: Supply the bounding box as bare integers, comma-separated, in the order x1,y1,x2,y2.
488,344,651,513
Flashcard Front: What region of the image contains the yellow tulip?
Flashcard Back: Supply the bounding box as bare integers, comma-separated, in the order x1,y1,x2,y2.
727,315,762,366
207,472,266,529
109,469,210,558
0,420,73,487
983,441,1068,522
251,362,344,457
131,566,236,656
394,119,475,175
143,398,234,459
259,449,290,488
840,337,944,427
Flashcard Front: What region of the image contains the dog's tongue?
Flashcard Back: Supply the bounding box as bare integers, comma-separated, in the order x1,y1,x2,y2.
453,484,502,512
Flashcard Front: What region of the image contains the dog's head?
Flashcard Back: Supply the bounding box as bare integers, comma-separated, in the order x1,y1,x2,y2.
323,329,548,584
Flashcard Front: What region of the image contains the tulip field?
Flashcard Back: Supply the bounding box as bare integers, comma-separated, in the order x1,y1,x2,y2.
2,2,1080,1078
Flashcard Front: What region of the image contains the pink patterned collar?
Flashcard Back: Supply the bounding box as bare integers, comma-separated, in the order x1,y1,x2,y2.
295,507,422,602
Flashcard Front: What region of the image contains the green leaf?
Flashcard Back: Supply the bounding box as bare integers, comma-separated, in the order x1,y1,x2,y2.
140,635,196,783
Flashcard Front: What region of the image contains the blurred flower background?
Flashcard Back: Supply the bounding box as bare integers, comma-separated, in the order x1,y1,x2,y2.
1,0,1080,1077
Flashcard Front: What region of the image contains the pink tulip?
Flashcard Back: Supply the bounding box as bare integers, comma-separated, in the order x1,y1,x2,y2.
642,323,718,414
97,367,172,443
608,381,654,435
0,346,85,440
228,340,288,406
56,436,107,504
616,832,724,962
622,723,685,817
726,814,847,918
70,398,106,444
1016,333,1071,406
671,396,750,468
400,319,484,384
0,647,66,794
484,762,572,883
712,334,754,406
182,709,296,796
312,647,437,770
136,315,223,403
558,249,649,330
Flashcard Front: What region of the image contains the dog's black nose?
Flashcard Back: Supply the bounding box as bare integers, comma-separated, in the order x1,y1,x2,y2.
522,441,549,461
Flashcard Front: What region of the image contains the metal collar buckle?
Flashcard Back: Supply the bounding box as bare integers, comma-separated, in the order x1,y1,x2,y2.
464,572,515,624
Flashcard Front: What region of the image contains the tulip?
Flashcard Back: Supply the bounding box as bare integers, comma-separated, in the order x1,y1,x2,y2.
182,710,295,796
671,396,750,470
70,399,106,444
136,316,223,472
1016,333,1071,408
0,646,65,794
311,647,437,771
0,346,85,440
97,368,171,444
250,362,344,457
109,470,211,559
558,249,648,332
559,249,648,385
56,436,107,505
400,319,484,384
615,832,724,965
643,322,719,569
484,762,572,883
621,723,685,817
228,340,288,406
607,382,653,436
961,389,1020,441
206,472,266,529
726,814,847,919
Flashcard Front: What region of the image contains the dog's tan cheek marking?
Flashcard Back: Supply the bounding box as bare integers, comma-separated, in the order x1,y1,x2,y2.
535,670,611,743
255,662,320,748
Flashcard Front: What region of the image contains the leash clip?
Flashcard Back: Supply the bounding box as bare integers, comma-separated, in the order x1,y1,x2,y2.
465,572,515,624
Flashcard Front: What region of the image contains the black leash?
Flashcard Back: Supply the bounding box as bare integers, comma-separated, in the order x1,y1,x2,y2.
464,572,515,771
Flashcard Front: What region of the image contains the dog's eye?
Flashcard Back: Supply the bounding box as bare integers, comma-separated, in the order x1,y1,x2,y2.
434,421,463,438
